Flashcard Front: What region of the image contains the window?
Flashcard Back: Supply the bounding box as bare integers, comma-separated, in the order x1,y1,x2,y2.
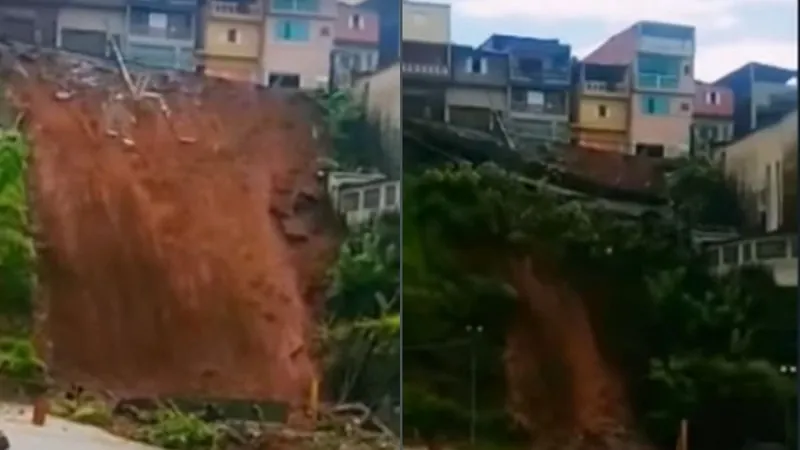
340,191,359,212
755,239,787,259
384,184,397,207
722,245,739,264
683,63,691,75
597,104,608,118
526,91,544,105
705,91,720,105
640,95,670,115
348,14,363,30
149,12,167,29
226,28,239,44
411,13,426,24
268,73,300,88
272,0,319,13
466,57,487,74
274,19,310,42
635,143,665,158
363,188,381,209
320,26,331,37
680,102,691,112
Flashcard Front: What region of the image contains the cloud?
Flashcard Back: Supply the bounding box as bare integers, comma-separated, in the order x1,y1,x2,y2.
441,0,791,29
694,39,798,81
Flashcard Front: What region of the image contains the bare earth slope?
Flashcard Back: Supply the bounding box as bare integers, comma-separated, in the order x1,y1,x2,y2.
6,53,336,411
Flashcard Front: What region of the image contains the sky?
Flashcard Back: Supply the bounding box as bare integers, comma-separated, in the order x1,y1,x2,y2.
424,0,798,82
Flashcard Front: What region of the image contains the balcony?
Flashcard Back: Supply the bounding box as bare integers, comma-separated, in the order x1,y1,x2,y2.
638,36,694,57
401,62,449,78
582,81,628,96
509,100,566,116
208,0,263,21
637,73,679,90
510,68,570,86
707,234,798,287
128,0,199,11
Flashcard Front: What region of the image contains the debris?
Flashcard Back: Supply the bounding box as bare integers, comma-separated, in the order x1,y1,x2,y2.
54,90,73,101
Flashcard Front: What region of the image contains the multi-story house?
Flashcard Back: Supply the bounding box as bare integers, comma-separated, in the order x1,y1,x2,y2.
480,34,572,148
713,62,797,139
570,62,630,152
691,82,734,155
584,21,696,158
262,0,336,89
446,44,509,131
401,40,450,122
55,0,126,59
331,3,379,88
125,0,199,70
0,1,59,47
358,0,400,67
199,0,264,83
401,0,450,44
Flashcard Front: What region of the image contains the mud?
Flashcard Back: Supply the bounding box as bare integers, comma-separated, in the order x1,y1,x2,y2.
7,66,336,411
505,258,651,450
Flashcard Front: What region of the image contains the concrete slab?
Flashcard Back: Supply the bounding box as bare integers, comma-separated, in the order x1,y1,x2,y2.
0,404,161,450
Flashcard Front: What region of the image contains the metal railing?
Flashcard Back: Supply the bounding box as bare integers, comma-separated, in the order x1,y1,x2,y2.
209,0,264,18
583,80,627,94
637,73,679,89
401,62,449,77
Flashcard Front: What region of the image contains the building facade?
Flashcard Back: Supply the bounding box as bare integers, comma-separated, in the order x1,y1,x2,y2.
571,62,630,152
0,2,59,47
261,0,336,89
480,34,572,148
713,62,797,139
125,0,198,70
55,1,126,58
445,44,509,131
199,0,264,83
691,82,734,156
584,21,696,158
401,0,449,44
331,3,379,88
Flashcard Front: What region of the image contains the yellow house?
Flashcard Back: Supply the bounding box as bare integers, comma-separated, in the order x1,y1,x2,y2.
199,0,265,83
571,63,630,153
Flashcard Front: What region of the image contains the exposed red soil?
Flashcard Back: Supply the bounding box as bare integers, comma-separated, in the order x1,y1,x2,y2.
505,257,652,450
9,71,337,412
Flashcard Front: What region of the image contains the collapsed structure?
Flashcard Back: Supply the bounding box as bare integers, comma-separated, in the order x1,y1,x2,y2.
1,43,337,414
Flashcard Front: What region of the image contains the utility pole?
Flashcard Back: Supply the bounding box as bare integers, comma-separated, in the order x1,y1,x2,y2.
466,324,483,446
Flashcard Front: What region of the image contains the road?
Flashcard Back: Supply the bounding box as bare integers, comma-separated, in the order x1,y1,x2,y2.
0,404,161,450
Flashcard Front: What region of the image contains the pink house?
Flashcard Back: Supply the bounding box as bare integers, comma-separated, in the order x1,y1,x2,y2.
692,82,735,152
332,5,380,87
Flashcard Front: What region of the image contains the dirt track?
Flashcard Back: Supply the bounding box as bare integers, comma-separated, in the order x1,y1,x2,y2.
6,57,337,411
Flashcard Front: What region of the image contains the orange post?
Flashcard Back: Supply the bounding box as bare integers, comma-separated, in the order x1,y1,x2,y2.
32,396,48,426
308,378,319,421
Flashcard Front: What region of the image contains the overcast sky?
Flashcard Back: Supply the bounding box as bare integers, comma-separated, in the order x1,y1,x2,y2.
423,0,798,82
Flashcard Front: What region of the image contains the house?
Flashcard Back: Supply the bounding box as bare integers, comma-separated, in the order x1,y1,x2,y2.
357,0,398,67
401,0,449,44
199,0,265,83
331,3,379,88
691,81,734,155
0,1,59,48
445,44,509,131
125,0,200,70
713,62,797,139
720,110,797,233
584,21,696,158
351,63,402,172
326,171,399,227
401,40,450,122
570,62,630,152
54,0,126,59
262,0,336,89
480,34,572,146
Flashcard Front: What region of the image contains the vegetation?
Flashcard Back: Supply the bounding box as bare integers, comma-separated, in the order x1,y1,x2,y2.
402,162,796,449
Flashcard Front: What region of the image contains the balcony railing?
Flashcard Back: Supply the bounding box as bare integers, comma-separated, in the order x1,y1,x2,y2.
510,68,570,85
637,73,679,89
583,80,627,94
209,0,263,19
401,62,449,77
638,36,694,56
129,24,193,41
509,101,566,116
707,234,798,286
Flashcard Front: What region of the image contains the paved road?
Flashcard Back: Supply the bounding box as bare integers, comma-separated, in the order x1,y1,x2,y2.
0,404,161,450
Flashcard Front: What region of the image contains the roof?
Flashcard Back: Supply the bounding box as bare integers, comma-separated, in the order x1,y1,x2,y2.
714,62,797,86
479,34,570,52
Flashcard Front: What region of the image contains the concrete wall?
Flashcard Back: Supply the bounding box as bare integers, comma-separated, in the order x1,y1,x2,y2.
722,110,797,232
203,19,261,59
352,64,401,171
575,96,628,132
629,93,693,157
262,11,335,88
445,86,506,110
401,1,450,44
